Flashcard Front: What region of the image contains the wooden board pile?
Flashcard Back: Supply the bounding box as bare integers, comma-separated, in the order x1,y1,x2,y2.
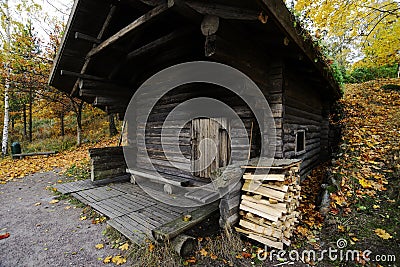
235,162,301,250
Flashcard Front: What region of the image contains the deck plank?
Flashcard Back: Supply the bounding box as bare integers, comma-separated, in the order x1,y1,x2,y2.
58,179,219,244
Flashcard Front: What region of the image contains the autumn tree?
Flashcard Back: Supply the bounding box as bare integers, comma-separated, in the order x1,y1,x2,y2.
43,18,85,145
291,0,400,68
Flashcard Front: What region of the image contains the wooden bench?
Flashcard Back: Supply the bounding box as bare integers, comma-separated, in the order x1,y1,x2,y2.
12,151,57,159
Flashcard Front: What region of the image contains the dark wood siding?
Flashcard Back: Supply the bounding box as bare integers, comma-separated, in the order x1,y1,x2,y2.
134,83,261,180
282,69,325,176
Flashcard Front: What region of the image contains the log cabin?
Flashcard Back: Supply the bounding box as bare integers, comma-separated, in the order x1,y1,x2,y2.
49,0,341,228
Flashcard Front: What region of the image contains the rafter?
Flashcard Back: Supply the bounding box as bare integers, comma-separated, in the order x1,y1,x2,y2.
86,3,174,59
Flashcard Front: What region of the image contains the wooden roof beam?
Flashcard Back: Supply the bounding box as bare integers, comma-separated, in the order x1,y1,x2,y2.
60,70,110,83
70,4,118,96
79,79,131,91
108,27,193,80
74,32,101,44
126,28,192,60
86,2,174,59
186,0,260,21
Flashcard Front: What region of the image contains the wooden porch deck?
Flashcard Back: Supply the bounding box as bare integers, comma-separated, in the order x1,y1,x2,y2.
55,176,218,244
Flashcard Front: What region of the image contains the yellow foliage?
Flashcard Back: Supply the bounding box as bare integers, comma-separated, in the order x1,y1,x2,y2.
0,137,118,182
374,228,392,239
294,0,400,67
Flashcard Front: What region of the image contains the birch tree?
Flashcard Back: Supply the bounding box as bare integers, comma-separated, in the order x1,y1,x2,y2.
1,0,11,155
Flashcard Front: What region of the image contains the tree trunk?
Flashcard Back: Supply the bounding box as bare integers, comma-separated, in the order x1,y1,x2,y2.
397,62,400,78
1,83,10,156
1,0,10,156
76,101,84,146
109,114,118,137
60,112,65,137
23,104,27,139
28,88,33,143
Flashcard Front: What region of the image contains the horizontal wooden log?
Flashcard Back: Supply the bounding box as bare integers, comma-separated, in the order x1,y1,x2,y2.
153,200,219,241
243,173,285,182
126,168,190,186
242,195,287,210
79,88,132,98
239,219,283,239
91,160,126,171
94,96,130,106
241,199,283,218
79,79,131,91
242,181,286,201
239,203,280,222
89,146,123,156
91,167,127,181
187,0,259,20
13,151,57,159
60,70,109,83
285,106,323,123
284,113,321,126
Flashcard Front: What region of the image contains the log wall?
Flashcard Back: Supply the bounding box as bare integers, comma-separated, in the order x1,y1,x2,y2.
134,84,261,180
282,70,326,177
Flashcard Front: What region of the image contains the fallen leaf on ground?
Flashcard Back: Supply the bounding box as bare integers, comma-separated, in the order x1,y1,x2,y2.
210,253,218,260
185,257,196,264
80,216,87,220
34,202,41,206
112,255,127,265
148,243,155,252
95,243,104,249
199,248,208,257
119,243,129,251
374,229,392,239
242,252,252,258
49,199,59,204
0,233,10,240
103,256,112,264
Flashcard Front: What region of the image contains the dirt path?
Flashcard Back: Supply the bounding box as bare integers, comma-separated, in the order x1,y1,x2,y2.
0,172,121,267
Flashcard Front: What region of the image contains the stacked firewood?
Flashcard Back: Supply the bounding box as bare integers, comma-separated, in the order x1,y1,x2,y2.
235,163,301,250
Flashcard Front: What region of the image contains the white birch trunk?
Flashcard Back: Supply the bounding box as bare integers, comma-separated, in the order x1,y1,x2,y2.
1,81,10,155
1,0,10,156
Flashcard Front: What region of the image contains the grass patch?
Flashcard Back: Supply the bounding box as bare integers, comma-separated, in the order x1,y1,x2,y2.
64,159,90,180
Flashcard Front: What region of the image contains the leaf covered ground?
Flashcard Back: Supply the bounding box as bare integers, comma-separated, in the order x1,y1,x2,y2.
0,137,119,183
295,79,400,266
321,79,400,265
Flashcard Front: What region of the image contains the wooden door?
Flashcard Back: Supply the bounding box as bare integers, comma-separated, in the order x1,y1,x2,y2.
191,118,230,178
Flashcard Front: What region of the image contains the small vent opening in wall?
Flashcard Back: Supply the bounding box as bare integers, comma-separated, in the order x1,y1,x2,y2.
295,130,306,155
